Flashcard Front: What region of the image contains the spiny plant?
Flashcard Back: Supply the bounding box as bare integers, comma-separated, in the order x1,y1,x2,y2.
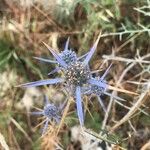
18,34,125,128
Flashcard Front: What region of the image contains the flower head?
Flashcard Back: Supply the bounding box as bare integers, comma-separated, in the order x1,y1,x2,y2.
32,96,62,134
43,104,60,121
19,33,112,126
34,38,77,67
59,50,77,65
59,38,77,65
85,64,126,112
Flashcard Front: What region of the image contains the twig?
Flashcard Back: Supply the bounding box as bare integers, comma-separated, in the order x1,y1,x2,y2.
56,97,72,135
102,55,150,64
33,5,65,33
101,27,150,40
101,62,136,131
141,140,150,150
0,132,9,150
10,117,32,143
109,90,149,133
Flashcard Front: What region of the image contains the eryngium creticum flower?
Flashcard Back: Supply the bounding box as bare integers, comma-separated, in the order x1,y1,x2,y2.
84,64,125,112
32,96,63,134
18,34,115,126
33,38,87,75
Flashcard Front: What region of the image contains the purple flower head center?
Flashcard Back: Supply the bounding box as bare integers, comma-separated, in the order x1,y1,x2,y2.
43,104,60,119
91,80,108,96
65,61,90,86
59,50,77,65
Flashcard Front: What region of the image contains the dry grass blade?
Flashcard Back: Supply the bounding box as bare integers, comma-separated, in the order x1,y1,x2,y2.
33,5,65,33
10,117,32,143
101,51,150,131
0,132,9,150
56,98,72,135
102,55,150,64
83,96,95,120
108,85,138,95
101,62,137,131
141,140,150,150
109,90,149,133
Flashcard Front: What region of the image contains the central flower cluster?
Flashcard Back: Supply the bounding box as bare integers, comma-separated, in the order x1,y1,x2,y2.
65,62,90,86
43,104,59,119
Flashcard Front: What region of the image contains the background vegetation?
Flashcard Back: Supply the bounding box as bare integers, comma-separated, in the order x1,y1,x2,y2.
0,0,149,149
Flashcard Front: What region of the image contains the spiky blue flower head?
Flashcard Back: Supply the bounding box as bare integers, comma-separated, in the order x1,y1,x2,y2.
43,103,60,121
34,38,77,67
59,49,77,65
85,64,126,112
18,34,104,126
90,82,107,96
58,38,77,65
87,65,110,96
33,38,79,75
32,96,62,135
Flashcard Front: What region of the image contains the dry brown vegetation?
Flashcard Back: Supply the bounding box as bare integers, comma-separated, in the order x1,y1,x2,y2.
0,0,150,150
